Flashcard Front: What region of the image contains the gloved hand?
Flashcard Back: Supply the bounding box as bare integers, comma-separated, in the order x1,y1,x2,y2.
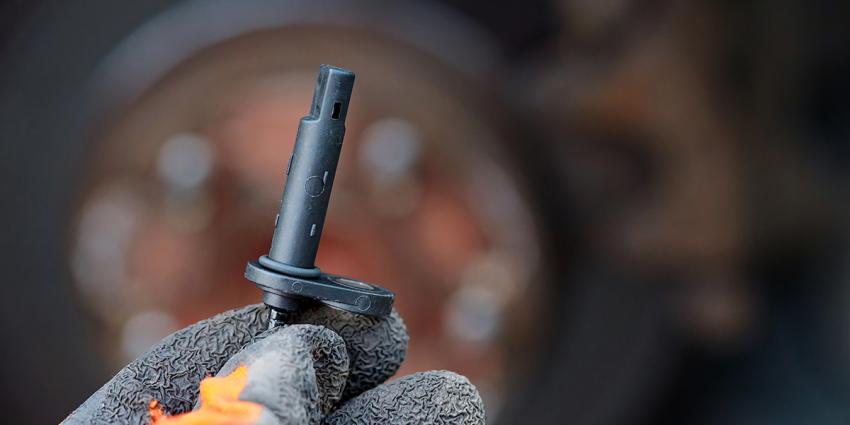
62,304,485,425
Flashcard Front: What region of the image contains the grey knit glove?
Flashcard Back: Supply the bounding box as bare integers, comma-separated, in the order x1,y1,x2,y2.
62,304,485,425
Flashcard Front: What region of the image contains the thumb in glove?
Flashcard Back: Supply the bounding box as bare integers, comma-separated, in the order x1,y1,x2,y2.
152,324,349,425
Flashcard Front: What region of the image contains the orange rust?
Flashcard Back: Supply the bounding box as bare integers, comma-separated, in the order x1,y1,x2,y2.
150,365,263,425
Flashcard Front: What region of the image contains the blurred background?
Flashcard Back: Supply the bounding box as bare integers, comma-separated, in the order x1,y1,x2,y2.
1,0,849,423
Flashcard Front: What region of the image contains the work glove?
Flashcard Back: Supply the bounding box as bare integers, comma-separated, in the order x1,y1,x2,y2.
62,304,485,425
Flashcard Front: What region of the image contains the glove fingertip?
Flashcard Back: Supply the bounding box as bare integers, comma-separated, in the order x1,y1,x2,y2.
220,324,351,422
325,370,485,425
296,307,409,399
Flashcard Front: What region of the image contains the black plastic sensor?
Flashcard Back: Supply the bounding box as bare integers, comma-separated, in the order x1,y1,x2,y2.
245,65,394,328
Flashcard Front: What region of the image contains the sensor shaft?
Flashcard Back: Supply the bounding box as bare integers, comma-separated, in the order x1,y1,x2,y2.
262,66,354,276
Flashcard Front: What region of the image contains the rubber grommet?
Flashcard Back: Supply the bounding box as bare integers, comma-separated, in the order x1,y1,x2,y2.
258,255,321,278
